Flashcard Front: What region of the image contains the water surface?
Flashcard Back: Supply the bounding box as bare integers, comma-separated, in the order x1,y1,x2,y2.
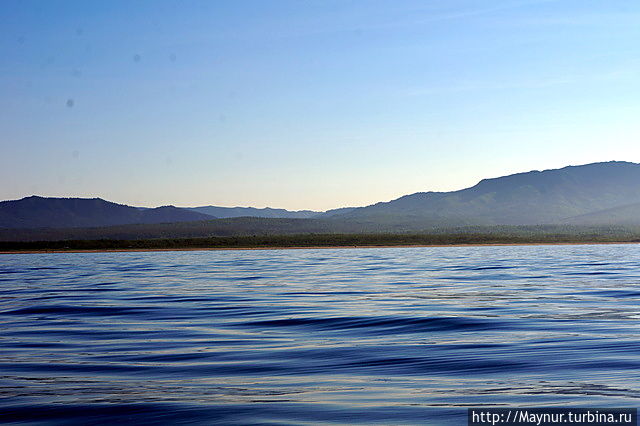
1,245,639,424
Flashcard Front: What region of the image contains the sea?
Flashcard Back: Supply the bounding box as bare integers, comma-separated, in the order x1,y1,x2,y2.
1,244,639,425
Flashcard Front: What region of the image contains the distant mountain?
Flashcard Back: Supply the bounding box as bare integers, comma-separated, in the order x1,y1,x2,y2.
187,205,319,219
187,205,357,219
3,161,640,236
0,196,214,229
333,161,640,226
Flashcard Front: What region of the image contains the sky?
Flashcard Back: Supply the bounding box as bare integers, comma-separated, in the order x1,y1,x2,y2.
2,0,640,210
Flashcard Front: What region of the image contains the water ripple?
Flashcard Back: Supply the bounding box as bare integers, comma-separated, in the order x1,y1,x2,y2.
1,244,639,424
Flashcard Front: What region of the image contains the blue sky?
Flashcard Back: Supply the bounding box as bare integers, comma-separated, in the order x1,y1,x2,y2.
2,0,639,210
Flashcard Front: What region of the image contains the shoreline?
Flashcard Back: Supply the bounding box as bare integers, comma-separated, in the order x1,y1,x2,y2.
2,240,638,254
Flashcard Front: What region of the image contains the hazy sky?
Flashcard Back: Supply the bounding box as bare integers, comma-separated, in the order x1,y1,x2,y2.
2,0,640,210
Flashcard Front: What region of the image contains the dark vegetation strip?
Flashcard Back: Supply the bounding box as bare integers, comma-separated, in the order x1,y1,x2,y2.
2,232,640,252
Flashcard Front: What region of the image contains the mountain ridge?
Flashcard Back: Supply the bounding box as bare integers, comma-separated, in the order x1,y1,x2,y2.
186,205,357,219
2,161,640,233
332,161,640,226
0,196,214,229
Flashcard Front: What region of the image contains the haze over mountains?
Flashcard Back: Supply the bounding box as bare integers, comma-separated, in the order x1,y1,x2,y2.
2,161,640,240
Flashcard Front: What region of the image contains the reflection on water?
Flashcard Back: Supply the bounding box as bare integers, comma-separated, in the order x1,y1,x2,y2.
1,245,639,424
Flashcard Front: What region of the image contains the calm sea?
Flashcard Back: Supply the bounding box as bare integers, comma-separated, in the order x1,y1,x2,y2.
1,245,639,425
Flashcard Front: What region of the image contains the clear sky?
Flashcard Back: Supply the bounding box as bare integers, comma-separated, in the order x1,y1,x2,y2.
2,0,639,210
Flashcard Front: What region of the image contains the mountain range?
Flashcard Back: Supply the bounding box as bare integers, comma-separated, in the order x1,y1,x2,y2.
0,197,356,230
332,161,640,226
2,161,640,240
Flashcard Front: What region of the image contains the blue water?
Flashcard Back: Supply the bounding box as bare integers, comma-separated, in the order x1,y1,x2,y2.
1,245,639,425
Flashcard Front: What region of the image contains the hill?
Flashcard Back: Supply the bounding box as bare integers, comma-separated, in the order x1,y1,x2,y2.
0,196,214,229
